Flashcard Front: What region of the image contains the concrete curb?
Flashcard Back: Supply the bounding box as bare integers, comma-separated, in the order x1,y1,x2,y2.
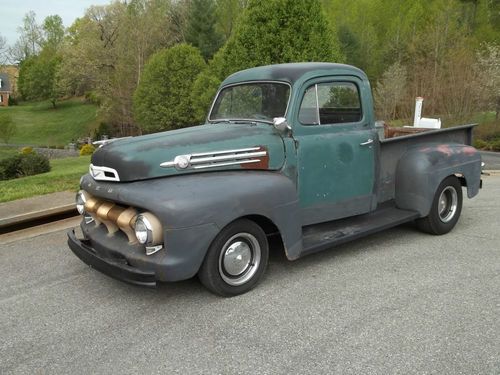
0,191,77,230
0,205,76,229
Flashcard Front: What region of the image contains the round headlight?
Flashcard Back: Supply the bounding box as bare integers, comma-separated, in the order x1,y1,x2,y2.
76,190,87,215
134,215,152,245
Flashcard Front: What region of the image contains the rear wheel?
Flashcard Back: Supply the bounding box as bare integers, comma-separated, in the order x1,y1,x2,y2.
416,176,463,235
198,219,269,297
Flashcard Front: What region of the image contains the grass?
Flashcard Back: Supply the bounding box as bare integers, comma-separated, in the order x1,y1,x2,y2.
0,156,91,203
0,98,100,147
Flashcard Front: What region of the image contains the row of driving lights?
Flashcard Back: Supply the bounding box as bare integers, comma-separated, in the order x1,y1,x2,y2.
76,190,163,255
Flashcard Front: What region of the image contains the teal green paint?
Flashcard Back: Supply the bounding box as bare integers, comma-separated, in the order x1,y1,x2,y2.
97,123,285,180
287,74,376,213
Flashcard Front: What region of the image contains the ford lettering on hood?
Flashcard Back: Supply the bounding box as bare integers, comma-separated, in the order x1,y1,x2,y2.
90,123,286,182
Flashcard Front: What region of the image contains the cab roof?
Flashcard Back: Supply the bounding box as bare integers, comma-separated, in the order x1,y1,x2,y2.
221,62,367,87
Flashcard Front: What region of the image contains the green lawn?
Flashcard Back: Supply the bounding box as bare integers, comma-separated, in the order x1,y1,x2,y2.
0,99,100,147
0,156,90,203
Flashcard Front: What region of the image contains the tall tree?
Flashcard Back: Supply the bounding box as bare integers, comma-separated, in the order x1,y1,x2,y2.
0,33,8,65
192,0,343,121
12,11,44,62
215,0,248,41
185,0,222,60
42,15,65,49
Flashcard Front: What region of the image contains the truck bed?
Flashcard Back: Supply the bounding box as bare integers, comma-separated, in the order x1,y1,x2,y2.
377,124,476,203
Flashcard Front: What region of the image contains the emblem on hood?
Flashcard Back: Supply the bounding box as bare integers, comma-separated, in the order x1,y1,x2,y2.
160,147,268,170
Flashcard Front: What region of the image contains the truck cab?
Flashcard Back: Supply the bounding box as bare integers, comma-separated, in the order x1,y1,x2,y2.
68,63,482,296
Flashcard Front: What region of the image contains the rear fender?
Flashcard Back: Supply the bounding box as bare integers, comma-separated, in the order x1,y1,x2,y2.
395,144,481,217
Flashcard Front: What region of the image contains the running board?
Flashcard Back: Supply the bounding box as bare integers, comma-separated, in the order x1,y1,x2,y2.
300,205,420,257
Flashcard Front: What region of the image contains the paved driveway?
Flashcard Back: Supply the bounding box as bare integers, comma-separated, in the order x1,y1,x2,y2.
1,176,499,374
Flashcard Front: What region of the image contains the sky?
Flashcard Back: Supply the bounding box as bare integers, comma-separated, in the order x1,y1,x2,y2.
1,0,111,46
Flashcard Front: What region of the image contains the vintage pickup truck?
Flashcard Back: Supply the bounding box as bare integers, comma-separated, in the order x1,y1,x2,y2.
68,63,482,296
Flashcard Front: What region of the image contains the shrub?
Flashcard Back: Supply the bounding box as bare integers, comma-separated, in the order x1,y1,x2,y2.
473,139,488,150
17,153,51,177
0,155,22,180
0,152,50,180
79,144,95,156
20,146,34,155
489,138,500,152
133,44,206,133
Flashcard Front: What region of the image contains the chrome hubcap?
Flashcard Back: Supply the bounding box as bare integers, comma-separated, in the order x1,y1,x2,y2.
219,233,261,286
438,186,458,223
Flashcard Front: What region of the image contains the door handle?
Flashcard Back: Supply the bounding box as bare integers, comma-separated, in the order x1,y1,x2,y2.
360,139,374,146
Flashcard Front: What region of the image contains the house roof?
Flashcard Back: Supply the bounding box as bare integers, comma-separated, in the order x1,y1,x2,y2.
0,72,11,92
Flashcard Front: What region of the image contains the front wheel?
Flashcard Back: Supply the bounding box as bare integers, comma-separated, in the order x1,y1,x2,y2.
416,176,463,235
198,219,269,297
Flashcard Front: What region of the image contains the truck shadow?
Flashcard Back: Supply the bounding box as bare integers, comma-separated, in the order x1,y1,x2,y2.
148,222,422,299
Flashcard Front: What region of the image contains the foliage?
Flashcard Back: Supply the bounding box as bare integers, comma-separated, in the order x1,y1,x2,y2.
0,113,16,143
473,43,500,119
0,156,90,202
56,0,177,135
185,0,222,60
79,144,95,156
18,51,62,107
133,44,206,133
192,0,343,120
324,0,500,122
42,15,65,50
0,152,50,180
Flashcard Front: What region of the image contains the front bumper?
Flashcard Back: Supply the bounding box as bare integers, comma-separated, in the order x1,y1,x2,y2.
67,229,156,287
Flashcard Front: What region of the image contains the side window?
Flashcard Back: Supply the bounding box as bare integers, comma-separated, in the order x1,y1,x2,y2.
299,82,362,125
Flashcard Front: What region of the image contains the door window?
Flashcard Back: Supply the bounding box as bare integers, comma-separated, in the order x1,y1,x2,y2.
299,82,362,125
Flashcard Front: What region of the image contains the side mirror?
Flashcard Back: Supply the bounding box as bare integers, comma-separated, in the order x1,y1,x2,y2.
273,117,291,133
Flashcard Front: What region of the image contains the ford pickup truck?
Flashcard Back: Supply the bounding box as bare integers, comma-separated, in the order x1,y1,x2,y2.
68,63,482,296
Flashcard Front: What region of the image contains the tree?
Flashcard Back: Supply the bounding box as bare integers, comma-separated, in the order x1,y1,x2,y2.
0,113,16,144
374,62,407,120
133,44,206,133
56,1,177,135
18,50,61,107
43,15,65,49
185,0,222,60
11,11,44,62
191,0,343,121
474,43,500,120
215,0,248,41
0,33,8,65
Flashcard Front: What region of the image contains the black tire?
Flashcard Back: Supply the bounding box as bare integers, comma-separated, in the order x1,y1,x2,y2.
198,219,269,297
416,176,463,235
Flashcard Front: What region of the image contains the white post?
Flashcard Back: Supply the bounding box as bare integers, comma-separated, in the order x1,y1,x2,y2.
413,97,423,127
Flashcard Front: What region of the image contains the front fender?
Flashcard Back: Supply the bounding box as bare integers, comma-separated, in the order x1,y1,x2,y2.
81,171,302,277
395,144,481,217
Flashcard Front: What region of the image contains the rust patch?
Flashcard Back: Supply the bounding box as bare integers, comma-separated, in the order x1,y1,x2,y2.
241,146,269,170
436,144,453,156
462,146,477,156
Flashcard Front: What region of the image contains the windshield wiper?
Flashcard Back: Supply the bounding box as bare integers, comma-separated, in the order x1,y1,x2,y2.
212,119,258,125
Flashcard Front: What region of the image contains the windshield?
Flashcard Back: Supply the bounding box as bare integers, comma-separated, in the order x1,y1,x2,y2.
209,82,290,123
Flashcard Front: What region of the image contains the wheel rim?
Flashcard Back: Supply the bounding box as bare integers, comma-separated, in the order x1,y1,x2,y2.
438,186,458,223
218,233,261,286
